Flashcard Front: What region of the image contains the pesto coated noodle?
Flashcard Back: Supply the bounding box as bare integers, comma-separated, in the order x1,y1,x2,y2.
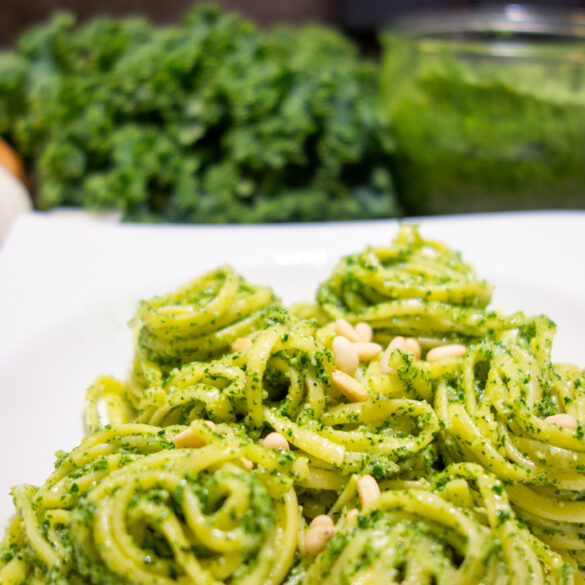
2,225,584,585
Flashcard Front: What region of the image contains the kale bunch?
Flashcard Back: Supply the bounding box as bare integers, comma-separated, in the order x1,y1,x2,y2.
0,5,397,223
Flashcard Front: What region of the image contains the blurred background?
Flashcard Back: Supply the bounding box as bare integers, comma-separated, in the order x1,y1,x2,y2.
0,0,584,233
2,0,585,46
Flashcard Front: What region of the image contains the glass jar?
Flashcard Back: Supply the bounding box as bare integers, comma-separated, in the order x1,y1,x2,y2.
382,6,585,215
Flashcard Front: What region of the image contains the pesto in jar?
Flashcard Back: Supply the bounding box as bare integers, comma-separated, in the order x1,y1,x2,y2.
381,33,585,215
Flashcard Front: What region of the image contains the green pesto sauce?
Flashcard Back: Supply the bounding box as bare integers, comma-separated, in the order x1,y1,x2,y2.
382,34,585,215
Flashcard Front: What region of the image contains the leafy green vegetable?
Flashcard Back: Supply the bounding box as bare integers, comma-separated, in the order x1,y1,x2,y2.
0,5,397,223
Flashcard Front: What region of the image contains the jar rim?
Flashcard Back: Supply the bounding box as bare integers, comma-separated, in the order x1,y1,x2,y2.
392,4,585,41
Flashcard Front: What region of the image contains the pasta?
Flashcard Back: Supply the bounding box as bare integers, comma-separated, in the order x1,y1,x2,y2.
1,424,298,585
315,223,523,347
128,266,279,399
433,321,585,569
2,224,584,585
300,463,573,585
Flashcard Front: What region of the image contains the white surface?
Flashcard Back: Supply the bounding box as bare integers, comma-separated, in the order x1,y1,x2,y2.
0,210,584,528
0,167,31,245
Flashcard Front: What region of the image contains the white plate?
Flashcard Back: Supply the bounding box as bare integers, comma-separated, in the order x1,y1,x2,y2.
0,210,584,528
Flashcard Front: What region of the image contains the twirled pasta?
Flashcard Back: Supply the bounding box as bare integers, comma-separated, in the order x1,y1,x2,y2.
435,318,585,486
0,424,298,585
87,311,439,486
128,266,278,403
300,463,578,585
3,224,585,584
508,482,585,575
315,223,523,347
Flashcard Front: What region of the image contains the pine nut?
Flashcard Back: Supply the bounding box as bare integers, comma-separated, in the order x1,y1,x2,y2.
334,318,360,342
380,336,407,374
232,337,252,351
263,432,290,450
332,336,359,375
544,413,578,430
304,525,335,556
353,341,382,361
388,336,408,352
346,508,359,523
426,344,467,363
358,474,380,508
331,369,369,402
355,322,373,342
173,428,205,448
405,337,421,360
309,514,334,529
173,420,216,448
240,457,254,470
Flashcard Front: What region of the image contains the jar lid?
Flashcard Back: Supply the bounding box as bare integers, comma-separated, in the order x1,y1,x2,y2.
393,5,585,40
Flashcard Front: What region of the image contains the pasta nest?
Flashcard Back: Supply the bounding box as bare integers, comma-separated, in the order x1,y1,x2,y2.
301,463,576,585
1,424,298,585
434,317,585,565
315,223,507,346
87,314,439,483
129,266,278,395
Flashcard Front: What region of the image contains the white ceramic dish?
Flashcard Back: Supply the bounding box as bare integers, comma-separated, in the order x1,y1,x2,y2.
0,210,584,528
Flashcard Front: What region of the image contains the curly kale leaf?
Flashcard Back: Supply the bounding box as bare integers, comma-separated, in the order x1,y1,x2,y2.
0,4,397,223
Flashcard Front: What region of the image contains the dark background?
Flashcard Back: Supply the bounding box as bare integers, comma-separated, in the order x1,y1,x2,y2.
2,0,585,48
